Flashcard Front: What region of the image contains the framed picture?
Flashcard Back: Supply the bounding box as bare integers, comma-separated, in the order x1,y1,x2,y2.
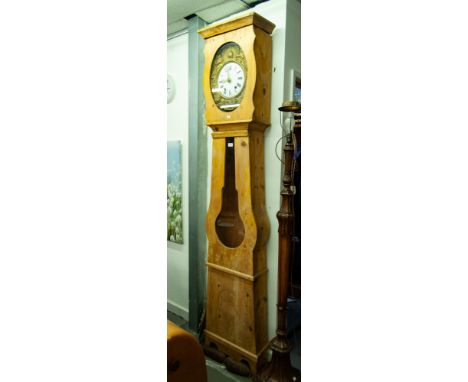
291,69,301,103
167,141,183,244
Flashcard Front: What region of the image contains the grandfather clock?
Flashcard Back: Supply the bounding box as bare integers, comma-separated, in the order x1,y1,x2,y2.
198,12,275,377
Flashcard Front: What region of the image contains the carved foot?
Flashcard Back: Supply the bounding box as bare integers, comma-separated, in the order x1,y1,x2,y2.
203,344,226,363
203,344,255,378
225,356,251,377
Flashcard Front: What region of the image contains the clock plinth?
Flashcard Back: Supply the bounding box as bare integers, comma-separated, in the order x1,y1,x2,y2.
199,12,275,378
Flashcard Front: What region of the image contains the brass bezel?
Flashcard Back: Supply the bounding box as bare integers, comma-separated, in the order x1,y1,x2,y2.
210,42,247,112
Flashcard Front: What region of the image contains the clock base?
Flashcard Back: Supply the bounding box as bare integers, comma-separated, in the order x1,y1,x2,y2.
203,330,269,378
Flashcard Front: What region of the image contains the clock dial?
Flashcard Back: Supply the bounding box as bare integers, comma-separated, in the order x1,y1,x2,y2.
210,42,247,112
217,62,245,99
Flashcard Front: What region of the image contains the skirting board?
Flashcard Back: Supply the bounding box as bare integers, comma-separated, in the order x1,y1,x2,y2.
167,300,189,321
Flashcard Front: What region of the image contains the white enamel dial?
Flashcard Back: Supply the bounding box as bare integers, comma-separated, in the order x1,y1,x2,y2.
217,62,245,99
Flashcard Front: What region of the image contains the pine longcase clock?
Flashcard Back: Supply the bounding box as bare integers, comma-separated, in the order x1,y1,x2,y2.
199,12,275,377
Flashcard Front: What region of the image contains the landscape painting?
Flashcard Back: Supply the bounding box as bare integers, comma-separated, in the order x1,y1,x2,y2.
167,140,183,244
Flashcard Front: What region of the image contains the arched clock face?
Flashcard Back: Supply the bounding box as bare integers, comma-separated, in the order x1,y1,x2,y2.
210,42,247,112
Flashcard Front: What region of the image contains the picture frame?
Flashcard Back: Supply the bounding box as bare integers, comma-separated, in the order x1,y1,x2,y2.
291,69,301,103
167,140,183,244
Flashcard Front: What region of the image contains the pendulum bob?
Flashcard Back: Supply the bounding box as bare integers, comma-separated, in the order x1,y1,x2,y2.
204,127,270,377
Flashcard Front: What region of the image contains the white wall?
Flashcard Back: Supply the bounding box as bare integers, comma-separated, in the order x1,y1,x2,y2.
254,0,301,341
167,33,190,319
284,0,301,99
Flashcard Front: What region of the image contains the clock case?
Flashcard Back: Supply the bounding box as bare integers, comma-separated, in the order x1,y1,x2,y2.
199,12,275,376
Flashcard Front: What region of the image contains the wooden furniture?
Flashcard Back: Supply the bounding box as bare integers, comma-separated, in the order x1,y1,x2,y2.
167,320,208,382
198,12,275,378
258,103,301,382
289,112,301,299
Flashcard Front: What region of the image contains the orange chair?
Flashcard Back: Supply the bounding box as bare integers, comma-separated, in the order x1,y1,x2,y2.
167,320,207,382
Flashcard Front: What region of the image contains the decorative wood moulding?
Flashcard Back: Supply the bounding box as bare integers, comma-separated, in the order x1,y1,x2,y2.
198,12,275,39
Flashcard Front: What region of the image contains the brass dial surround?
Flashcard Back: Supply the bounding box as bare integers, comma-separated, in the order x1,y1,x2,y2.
210,42,247,112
